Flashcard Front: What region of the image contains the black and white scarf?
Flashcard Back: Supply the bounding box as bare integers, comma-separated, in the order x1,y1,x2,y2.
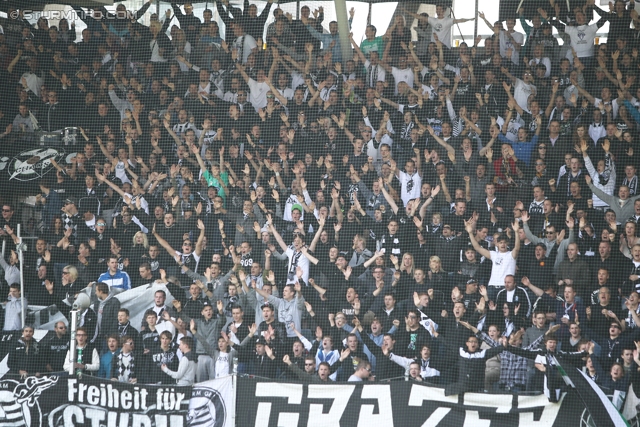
623,175,638,195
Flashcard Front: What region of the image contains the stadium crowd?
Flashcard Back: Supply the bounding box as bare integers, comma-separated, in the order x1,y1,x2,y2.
0,0,638,401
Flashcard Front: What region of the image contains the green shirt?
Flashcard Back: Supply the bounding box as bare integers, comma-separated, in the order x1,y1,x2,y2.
202,170,228,199
360,37,385,56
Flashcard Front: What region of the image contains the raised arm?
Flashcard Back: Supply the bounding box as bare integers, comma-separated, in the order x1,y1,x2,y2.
96,136,117,164
511,220,521,258
152,224,177,257
465,218,492,260
308,217,325,252
235,61,251,84
379,177,399,215
266,214,288,252
427,126,455,159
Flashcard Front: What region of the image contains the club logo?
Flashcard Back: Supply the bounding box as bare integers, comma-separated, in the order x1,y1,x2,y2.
0,148,65,181
187,385,227,427
0,376,58,426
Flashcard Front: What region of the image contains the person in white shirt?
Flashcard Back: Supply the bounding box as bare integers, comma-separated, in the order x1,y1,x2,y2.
502,67,537,113
394,157,422,207
232,21,257,64
380,55,414,95
479,13,524,65
526,44,552,77
63,327,100,374
235,63,269,112
466,219,521,301
424,4,474,49
548,8,605,65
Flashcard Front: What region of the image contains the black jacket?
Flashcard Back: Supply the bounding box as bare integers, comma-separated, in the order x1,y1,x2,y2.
93,296,121,340
360,331,405,380
448,345,505,394
8,338,43,375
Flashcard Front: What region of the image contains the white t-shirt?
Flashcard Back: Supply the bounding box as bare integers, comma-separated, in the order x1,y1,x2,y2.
391,67,414,95
488,250,517,287
215,352,231,377
513,79,536,113
565,24,598,59
427,16,454,48
499,30,524,65
398,170,422,206
247,79,269,111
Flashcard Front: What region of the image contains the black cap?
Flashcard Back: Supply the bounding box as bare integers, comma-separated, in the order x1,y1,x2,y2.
256,336,267,346
466,279,478,285
64,196,77,206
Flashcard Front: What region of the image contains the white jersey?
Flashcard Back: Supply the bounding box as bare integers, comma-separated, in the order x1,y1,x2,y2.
398,171,422,206
488,250,516,287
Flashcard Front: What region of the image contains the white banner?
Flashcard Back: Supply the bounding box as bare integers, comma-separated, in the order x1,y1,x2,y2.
39,284,177,332
188,375,235,427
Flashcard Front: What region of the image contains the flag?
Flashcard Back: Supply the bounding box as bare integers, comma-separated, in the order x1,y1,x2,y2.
556,359,629,427
417,309,438,336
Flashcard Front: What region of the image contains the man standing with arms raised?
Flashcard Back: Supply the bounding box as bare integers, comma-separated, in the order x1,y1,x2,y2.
465,217,521,301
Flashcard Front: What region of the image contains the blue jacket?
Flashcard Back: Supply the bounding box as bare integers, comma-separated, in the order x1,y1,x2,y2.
98,270,131,290
98,349,119,379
